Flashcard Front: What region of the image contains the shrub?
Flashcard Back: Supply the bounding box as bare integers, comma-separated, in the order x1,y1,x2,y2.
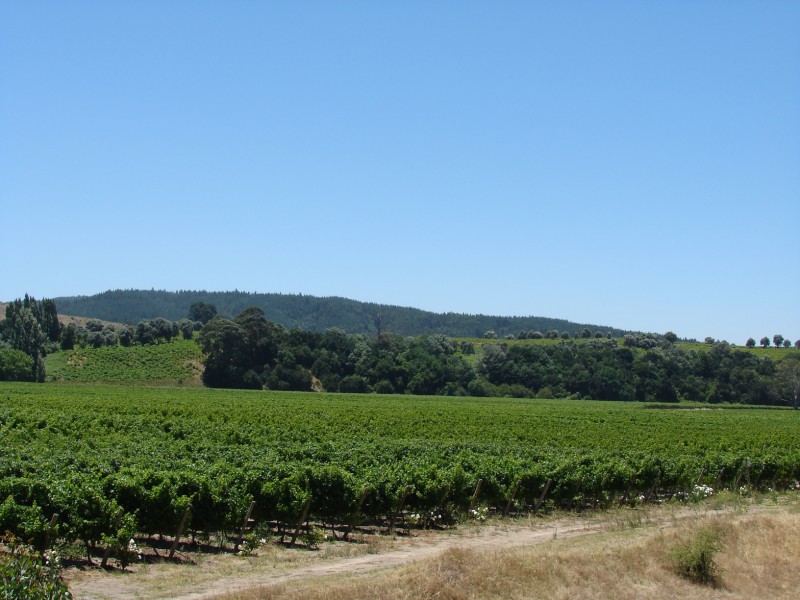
0,347,35,381
374,379,395,394
667,525,723,585
0,534,72,599
338,375,370,393
301,525,324,548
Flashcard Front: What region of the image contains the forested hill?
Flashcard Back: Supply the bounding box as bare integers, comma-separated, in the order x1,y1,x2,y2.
52,289,629,338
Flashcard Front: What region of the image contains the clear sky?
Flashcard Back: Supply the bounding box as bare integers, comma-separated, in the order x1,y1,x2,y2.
2,1,798,344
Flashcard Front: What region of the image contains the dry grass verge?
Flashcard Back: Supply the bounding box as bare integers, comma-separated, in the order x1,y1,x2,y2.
215,507,800,600
65,496,799,600
65,531,399,599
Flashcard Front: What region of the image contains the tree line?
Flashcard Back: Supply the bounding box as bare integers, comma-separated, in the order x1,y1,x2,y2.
0,295,60,381
197,307,799,407
2,298,797,407
745,335,799,349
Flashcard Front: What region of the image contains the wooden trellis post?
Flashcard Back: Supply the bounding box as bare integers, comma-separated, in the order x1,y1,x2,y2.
694,468,705,487
534,479,553,512
290,496,313,548
233,501,257,552
42,513,59,553
169,502,192,559
503,480,522,517
468,479,484,513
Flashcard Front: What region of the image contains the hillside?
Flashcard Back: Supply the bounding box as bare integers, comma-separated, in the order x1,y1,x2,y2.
0,301,122,330
44,338,203,386
51,289,629,338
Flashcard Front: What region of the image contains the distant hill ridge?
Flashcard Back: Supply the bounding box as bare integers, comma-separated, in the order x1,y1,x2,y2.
52,289,629,338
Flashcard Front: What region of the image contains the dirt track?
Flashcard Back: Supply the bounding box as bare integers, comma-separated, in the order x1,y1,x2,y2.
68,504,741,600
174,519,602,600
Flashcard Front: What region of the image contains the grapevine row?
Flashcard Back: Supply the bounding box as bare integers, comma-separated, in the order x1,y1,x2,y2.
1,383,798,559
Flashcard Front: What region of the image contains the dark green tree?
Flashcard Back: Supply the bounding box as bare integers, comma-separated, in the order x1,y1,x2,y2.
188,302,218,325
3,294,59,345
85,319,104,332
760,336,770,348
177,319,196,340
135,318,178,344
338,374,369,393
60,322,77,350
0,348,35,381
198,318,249,388
118,325,134,347
3,306,46,381
234,307,285,371
745,337,756,348
39,298,62,342
773,357,800,408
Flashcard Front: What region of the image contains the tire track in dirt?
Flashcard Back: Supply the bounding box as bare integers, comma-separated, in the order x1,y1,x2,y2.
70,505,757,600
170,506,731,600
173,522,592,599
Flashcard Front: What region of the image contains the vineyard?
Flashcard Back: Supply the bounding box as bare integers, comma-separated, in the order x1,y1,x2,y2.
44,339,203,385
1,382,799,563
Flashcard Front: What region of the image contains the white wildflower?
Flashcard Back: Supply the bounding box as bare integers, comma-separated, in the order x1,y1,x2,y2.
470,507,488,521
692,484,714,499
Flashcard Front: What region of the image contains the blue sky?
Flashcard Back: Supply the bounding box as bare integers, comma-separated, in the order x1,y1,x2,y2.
2,1,798,343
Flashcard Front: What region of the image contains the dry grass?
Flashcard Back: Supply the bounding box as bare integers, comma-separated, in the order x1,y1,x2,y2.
215,508,800,600
0,301,122,330
65,531,398,599
65,496,800,600
57,313,124,329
